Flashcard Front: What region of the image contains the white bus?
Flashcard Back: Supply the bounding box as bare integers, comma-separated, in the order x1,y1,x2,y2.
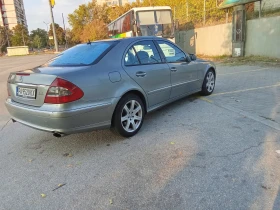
108,6,175,41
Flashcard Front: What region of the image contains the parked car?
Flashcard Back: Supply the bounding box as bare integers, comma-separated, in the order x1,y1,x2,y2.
5,37,216,137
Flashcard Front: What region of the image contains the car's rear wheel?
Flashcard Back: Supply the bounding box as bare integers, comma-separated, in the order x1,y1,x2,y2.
200,69,215,96
112,94,145,137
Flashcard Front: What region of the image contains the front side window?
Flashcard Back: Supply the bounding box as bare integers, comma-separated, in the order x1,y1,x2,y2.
156,40,186,63
43,42,115,67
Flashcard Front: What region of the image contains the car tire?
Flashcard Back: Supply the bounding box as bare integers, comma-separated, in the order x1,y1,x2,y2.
200,69,215,96
112,94,145,137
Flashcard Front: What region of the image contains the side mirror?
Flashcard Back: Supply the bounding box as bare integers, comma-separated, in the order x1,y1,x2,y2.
189,54,197,61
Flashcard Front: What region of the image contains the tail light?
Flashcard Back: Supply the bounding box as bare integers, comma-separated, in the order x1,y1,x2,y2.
44,78,84,104
16,73,30,76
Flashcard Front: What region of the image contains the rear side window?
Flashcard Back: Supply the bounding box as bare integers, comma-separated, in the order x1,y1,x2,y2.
44,42,114,67
124,40,162,66
124,47,140,66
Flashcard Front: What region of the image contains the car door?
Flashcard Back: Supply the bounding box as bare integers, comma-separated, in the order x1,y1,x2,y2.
122,40,171,107
156,40,200,99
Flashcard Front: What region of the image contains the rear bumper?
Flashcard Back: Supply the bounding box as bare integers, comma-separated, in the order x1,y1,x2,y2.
5,98,119,134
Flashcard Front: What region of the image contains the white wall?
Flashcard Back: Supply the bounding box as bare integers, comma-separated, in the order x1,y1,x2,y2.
176,23,232,56
7,46,29,56
176,16,280,58
245,16,280,58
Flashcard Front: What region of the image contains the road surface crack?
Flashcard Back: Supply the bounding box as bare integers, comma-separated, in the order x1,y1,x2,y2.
1,119,11,131
198,98,280,132
212,141,278,158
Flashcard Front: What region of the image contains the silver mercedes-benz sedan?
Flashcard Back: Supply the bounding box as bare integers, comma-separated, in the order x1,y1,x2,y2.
5,37,216,137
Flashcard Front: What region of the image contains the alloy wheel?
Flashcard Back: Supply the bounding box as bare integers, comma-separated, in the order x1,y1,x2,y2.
121,100,143,133
206,71,215,92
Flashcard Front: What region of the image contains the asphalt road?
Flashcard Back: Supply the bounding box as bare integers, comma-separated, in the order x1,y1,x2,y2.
0,55,279,210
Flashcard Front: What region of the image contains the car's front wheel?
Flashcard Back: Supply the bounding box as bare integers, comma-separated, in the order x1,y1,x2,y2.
200,69,215,96
112,94,145,137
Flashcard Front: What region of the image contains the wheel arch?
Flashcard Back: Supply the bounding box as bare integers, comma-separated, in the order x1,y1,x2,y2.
208,66,216,78
111,89,148,126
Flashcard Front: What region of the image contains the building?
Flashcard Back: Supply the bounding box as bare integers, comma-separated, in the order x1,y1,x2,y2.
96,0,129,6
0,0,27,30
255,0,280,11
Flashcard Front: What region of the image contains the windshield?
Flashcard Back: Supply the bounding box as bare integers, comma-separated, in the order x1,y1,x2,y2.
43,42,114,67
136,10,173,38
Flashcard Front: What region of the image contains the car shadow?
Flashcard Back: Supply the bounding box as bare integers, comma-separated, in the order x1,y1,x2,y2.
19,93,200,157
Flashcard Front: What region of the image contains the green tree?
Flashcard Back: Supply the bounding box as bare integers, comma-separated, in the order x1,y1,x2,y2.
68,0,145,42
48,23,65,46
67,0,227,43
10,24,29,46
107,1,144,22
80,19,108,42
68,1,110,42
65,28,78,46
142,0,226,27
30,28,48,48
0,26,10,53
33,35,42,49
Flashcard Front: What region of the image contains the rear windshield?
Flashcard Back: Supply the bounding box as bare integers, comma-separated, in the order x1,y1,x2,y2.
44,42,115,67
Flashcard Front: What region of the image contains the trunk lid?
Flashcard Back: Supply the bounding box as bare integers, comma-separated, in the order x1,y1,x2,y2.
8,70,57,107
7,66,90,107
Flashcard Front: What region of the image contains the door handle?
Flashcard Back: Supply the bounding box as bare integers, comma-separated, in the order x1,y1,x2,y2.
170,67,177,72
136,72,147,77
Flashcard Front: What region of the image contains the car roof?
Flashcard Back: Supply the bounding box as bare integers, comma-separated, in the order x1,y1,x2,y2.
86,36,165,44
120,36,164,41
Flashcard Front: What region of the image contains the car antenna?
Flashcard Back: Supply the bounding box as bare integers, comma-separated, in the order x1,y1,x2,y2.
87,40,91,45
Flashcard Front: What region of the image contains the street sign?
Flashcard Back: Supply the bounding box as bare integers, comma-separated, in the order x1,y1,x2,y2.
217,0,260,9
50,0,55,8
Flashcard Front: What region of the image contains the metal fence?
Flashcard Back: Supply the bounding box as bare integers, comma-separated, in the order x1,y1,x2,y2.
177,1,280,30
247,1,280,20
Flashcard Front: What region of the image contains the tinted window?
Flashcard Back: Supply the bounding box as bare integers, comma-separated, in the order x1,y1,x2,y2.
108,24,113,37
114,19,121,35
124,47,140,66
132,41,162,64
157,40,186,63
44,42,113,67
119,17,125,33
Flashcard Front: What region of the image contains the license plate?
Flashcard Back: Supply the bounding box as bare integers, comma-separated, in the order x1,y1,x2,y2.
16,86,36,99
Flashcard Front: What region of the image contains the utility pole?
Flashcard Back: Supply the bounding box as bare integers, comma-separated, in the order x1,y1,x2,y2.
226,9,229,23
174,7,176,22
43,21,49,33
43,21,49,47
186,1,189,22
62,13,68,49
204,0,206,25
259,0,262,18
4,26,10,47
48,0,58,52
21,28,25,46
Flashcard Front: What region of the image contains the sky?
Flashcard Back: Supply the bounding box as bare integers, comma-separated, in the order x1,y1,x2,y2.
23,0,92,31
